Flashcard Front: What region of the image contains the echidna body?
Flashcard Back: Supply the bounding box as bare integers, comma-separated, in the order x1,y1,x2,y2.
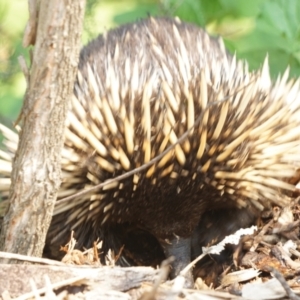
1,17,300,280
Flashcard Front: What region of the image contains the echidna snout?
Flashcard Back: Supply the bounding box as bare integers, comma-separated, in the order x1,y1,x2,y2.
1,17,300,285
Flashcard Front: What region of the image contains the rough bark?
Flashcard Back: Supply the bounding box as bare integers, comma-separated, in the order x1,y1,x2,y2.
0,0,86,260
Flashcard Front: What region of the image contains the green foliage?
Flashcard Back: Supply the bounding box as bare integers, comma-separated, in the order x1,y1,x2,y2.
162,0,300,77
1,0,300,122
0,0,28,121
162,0,265,26
231,0,300,77
83,0,159,42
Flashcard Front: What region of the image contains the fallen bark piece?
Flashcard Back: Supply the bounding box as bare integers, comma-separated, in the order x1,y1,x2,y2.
0,264,158,298
242,278,287,300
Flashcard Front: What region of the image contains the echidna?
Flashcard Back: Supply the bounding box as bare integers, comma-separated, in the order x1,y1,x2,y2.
1,17,300,283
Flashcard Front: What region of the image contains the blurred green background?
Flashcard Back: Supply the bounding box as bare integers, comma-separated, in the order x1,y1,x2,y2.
1,0,300,124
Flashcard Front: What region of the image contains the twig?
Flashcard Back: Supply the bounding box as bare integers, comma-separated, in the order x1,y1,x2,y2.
0,251,66,266
266,267,300,300
15,276,86,300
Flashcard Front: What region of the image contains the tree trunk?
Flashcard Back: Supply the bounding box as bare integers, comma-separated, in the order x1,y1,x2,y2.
0,0,86,261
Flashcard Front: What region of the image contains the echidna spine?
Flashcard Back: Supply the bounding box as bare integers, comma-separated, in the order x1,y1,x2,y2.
0,17,300,283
